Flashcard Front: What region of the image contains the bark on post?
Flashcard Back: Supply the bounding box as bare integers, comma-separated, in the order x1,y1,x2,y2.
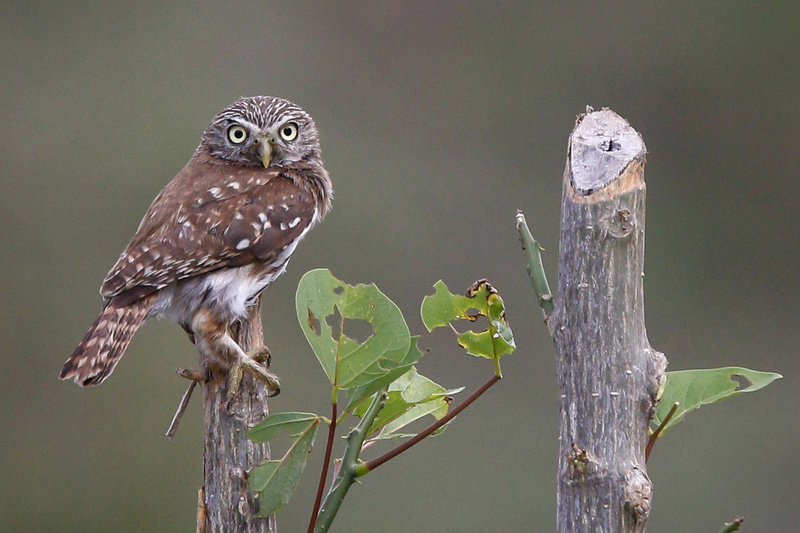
549,109,667,532
201,297,276,533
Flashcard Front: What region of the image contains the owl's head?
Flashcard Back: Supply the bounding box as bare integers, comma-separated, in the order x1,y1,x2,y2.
200,96,322,168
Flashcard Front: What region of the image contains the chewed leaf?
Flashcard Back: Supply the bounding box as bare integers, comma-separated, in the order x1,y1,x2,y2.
247,413,320,516
420,279,515,360
653,367,782,435
296,269,411,389
419,280,465,331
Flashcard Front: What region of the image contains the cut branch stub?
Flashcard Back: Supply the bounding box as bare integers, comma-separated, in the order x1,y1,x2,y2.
551,108,666,533
568,108,646,197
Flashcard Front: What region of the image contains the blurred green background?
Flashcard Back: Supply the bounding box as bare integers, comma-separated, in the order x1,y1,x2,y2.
2,2,798,531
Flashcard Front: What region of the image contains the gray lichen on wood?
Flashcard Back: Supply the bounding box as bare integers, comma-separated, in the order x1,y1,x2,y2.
201,298,276,533
550,108,667,532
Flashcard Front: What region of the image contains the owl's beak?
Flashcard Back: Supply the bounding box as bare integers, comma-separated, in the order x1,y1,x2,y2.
257,134,275,167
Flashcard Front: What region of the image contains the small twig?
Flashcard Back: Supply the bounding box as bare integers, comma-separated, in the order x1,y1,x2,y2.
359,373,501,475
515,211,555,318
718,516,744,533
166,381,197,439
645,401,679,462
307,400,338,533
165,368,206,440
196,487,206,533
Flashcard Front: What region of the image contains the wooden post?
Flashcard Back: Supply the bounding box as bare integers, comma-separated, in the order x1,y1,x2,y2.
201,298,276,533
550,109,667,532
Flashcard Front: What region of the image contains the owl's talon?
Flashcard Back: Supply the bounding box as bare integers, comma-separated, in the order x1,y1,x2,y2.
248,346,272,367
226,355,280,398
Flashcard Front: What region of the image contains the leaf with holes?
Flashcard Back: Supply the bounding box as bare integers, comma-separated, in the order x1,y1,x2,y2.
421,279,515,360
296,269,411,390
247,412,320,516
653,367,782,435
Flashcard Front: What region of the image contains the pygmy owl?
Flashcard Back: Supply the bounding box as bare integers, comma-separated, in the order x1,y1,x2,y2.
60,96,333,395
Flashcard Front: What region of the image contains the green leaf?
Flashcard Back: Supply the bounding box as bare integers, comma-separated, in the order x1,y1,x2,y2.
653,367,782,434
353,368,459,438
420,280,466,331
369,424,449,441
247,412,320,443
247,413,320,516
345,337,424,410
420,279,515,360
377,398,449,437
296,269,411,390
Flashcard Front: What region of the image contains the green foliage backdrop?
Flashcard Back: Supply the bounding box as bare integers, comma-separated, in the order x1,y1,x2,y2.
1,2,797,531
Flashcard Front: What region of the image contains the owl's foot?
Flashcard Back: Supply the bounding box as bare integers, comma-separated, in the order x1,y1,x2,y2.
190,310,280,397
227,348,280,398
249,347,272,368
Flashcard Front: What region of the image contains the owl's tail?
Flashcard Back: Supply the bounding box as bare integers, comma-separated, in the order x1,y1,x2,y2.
60,294,155,386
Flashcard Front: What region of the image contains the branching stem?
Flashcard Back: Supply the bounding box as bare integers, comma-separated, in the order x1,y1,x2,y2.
360,373,501,475
312,389,387,533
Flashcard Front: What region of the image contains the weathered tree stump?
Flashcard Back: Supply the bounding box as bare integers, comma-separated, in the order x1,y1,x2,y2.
201,298,276,533
549,108,667,532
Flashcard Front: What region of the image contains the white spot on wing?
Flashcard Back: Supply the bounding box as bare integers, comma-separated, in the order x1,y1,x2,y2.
288,217,301,229
236,239,250,250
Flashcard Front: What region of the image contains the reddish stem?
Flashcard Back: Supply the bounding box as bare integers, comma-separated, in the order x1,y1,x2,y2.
363,374,501,474
645,401,679,462
307,400,338,533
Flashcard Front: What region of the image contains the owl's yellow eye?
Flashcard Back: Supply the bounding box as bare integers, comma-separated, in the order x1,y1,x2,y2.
279,122,298,141
227,125,248,144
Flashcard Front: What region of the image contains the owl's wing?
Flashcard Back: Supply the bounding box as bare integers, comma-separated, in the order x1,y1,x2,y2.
101,162,317,305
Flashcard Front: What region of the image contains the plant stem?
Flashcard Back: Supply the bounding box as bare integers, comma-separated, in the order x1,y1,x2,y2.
313,389,387,533
307,400,338,533
516,210,554,318
645,401,679,462
718,517,743,533
359,374,501,475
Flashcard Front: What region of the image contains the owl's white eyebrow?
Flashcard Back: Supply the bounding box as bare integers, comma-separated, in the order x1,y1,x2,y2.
210,111,262,130
220,118,262,132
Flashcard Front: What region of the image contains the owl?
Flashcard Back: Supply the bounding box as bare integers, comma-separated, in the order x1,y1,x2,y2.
60,96,332,396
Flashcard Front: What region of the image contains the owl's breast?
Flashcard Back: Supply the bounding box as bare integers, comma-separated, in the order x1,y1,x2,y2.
150,239,300,326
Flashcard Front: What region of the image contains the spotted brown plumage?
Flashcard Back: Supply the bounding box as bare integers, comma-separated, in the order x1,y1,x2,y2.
60,96,332,394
